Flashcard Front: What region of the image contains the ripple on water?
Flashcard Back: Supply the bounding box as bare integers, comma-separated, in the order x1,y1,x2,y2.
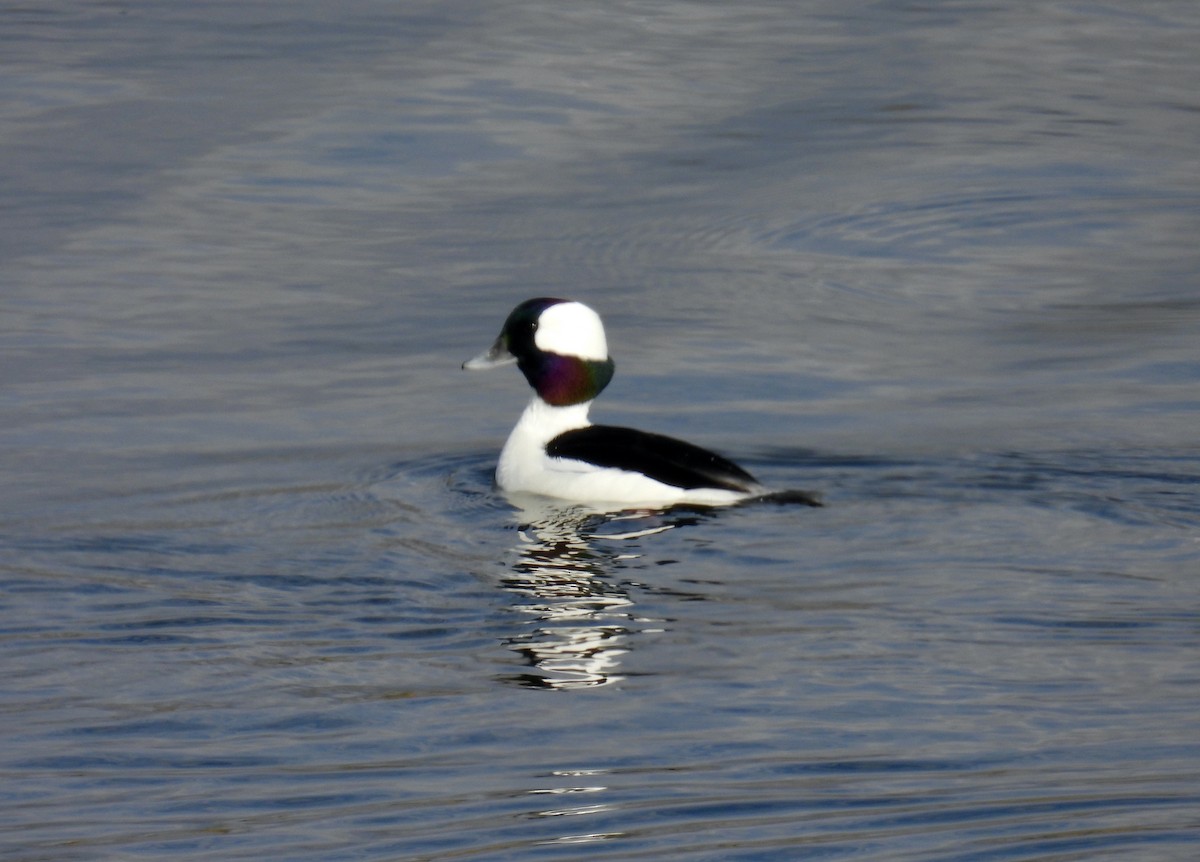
4,444,1199,861
0,449,1196,860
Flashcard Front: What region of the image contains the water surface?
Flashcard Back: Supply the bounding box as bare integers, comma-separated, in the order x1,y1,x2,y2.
2,1,1199,859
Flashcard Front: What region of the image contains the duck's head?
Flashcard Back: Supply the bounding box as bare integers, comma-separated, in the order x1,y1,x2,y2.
464,298,615,406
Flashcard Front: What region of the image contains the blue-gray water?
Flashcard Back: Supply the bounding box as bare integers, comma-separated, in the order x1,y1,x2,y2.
2,2,1199,859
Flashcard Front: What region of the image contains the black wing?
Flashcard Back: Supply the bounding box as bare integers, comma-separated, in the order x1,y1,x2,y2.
546,425,759,493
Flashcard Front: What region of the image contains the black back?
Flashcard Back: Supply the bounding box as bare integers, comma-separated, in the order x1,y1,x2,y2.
546,425,759,493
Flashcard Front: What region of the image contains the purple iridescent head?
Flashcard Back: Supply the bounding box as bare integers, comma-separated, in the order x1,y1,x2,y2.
463,298,615,406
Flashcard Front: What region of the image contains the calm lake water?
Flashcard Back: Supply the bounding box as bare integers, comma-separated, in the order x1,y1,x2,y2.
2,1,1199,859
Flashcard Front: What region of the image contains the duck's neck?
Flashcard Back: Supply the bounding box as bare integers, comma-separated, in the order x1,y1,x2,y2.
514,396,592,444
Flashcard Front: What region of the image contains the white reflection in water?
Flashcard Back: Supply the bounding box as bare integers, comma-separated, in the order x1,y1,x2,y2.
497,497,690,690
529,769,620,845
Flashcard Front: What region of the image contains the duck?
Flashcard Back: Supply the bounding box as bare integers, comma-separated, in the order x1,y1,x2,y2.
463,297,770,508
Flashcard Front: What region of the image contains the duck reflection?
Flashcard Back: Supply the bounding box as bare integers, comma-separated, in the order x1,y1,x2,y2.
498,495,703,690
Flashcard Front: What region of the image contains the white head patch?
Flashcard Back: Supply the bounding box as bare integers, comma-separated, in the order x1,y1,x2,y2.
534,301,609,361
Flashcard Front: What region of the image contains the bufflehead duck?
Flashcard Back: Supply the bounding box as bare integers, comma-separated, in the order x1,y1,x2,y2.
463,297,766,507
